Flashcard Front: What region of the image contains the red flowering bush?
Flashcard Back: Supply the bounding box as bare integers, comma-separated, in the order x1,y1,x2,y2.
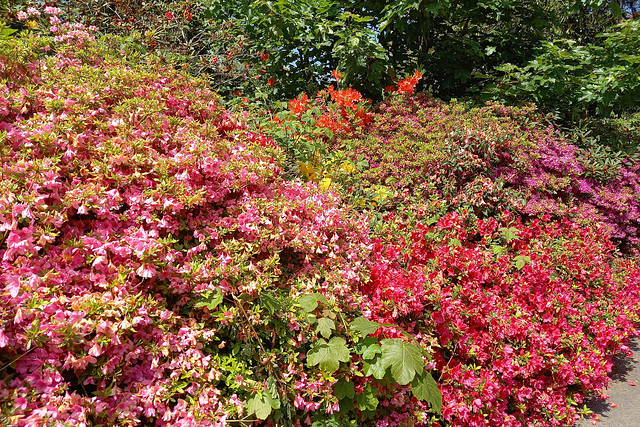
363,211,640,426
259,80,640,425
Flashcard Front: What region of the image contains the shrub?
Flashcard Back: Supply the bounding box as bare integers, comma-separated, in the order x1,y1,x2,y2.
3,8,640,427
7,0,271,99
281,89,640,252
0,17,396,426
487,18,640,123
363,210,640,426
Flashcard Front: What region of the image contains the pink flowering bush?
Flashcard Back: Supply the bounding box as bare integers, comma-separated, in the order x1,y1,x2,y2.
0,17,408,426
500,131,640,252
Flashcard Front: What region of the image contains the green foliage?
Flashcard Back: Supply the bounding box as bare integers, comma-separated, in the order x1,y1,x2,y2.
194,289,224,310
379,338,424,385
514,254,531,270
349,316,381,335
202,0,388,98
356,384,379,411
298,293,328,312
367,0,625,97
301,311,443,413
8,0,272,98
334,379,356,399
0,0,16,39
488,18,640,123
247,392,280,420
411,372,442,414
499,226,520,242
316,316,336,338
8,0,631,102
306,337,351,372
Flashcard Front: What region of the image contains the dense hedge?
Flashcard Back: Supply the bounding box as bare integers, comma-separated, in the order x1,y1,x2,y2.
0,16,378,426
2,8,640,427
271,86,640,252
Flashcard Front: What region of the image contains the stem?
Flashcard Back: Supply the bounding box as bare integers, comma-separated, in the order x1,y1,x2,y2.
232,295,269,356
0,347,35,372
0,230,8,250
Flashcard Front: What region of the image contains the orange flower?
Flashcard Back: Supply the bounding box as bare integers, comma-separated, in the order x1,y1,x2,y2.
331,69,343,80
288,93,309,115
396,70,423,95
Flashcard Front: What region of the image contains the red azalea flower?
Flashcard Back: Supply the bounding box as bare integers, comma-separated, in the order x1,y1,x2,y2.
331,69,343,80
165,12,174,21
261,52,269,62
267,78,276,86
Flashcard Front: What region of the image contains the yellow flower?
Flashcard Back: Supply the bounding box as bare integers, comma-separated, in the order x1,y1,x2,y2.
300,161,320,182
339,160,356,174
319,177,332,191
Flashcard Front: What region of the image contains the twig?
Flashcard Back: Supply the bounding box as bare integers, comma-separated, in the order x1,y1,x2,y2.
0,347,35,372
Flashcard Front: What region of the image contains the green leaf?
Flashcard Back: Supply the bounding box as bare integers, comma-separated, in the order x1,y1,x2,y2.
307,337,350,372
334,379,355,399
349,316,381,336
311,415,342,427
260,292,282,314
356,384,379,411
499,227,519,242
265,392,281,410
514,255,531,270
246,395,272,420
316,317,335,339
491,244,506,257
411,372,442,414
448,238,462,247
298,293,326,312
363,356,387,379
361,342,382,360
0,27,17,39
354,336,381,359
194,290,223,310
610,1,623,19
380,339,424,385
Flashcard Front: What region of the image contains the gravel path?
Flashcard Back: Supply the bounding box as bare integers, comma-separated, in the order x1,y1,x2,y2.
576,337,640,426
